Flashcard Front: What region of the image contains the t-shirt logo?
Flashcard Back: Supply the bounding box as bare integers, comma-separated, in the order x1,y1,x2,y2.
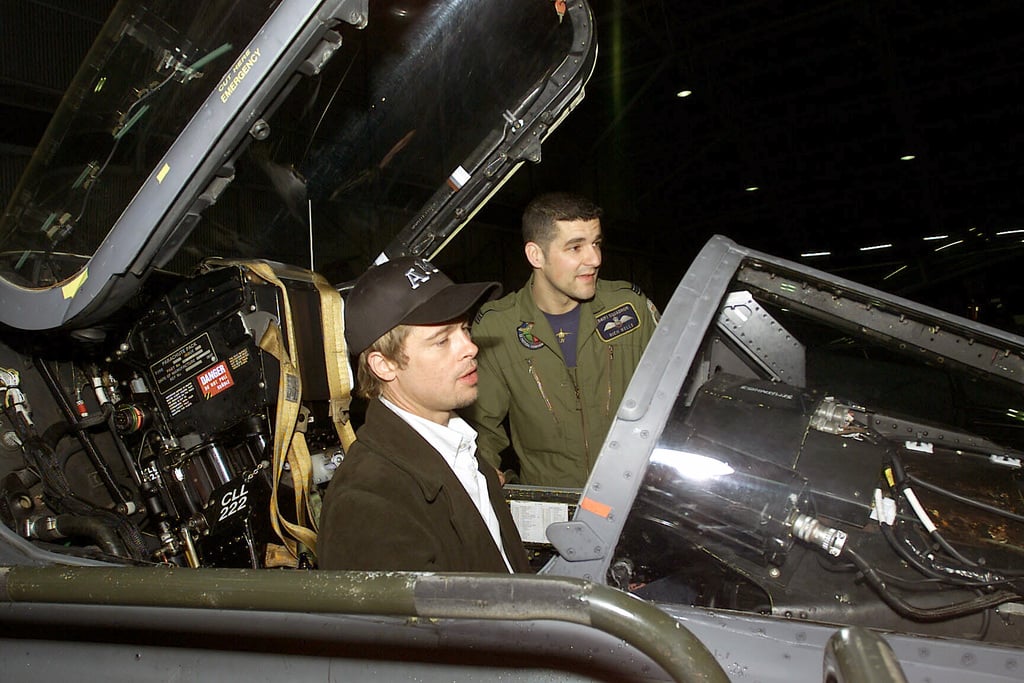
517,321,545,349
596,302,640,342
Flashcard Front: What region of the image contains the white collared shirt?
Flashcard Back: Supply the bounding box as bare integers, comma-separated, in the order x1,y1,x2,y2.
380,398,513,572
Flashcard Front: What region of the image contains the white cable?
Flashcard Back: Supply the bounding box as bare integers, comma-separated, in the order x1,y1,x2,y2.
903,486,937,534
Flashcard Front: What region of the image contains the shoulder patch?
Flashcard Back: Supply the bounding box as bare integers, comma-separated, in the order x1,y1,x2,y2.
647,298,661,325
517,321,545,350
595,302,641,342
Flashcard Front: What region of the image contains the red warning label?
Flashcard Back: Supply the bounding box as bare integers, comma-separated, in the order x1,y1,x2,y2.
196,361,234,399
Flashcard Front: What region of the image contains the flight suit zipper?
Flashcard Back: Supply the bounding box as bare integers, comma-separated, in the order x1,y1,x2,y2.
526,359,558,425
570,367,592,468
605,344,615,416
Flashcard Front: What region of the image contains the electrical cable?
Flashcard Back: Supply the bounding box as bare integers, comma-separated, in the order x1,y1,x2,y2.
2,394,148,561
907,472,1024,525
878,443,1019,578
881,521,1009,589
844,545,1017,622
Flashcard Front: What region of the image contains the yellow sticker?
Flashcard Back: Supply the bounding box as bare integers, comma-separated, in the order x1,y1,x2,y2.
156,163,170,183
61,268,89,299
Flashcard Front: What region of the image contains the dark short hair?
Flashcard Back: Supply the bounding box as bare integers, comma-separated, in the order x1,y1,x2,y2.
521,192,603,248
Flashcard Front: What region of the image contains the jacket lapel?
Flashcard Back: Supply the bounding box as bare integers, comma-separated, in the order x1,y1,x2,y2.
358,400,513,569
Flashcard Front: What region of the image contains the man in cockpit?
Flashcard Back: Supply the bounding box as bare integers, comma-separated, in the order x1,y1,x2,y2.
464,192,659,488
317,257,531,572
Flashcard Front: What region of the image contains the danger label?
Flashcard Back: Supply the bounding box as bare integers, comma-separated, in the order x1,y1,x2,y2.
196,361,234,399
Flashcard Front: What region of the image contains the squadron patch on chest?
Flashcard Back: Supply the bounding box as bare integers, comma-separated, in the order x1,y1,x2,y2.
517,321,545,349
595,302,641,342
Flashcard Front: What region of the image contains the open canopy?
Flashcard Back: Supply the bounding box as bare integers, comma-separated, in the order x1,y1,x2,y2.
0,0,596,331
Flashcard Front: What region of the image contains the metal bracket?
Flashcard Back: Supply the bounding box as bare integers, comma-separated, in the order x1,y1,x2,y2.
546,521,607,562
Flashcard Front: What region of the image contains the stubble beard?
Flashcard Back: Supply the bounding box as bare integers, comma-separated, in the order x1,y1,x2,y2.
450,385,479,412
570,275,597,302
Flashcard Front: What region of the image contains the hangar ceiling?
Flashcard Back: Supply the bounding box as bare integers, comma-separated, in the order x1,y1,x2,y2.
2,0,1022,324
490,0,1024,323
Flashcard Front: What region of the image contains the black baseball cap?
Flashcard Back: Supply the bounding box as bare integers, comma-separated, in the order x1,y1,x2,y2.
344,257,501,356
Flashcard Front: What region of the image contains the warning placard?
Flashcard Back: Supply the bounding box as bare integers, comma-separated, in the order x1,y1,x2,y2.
196,361,234,399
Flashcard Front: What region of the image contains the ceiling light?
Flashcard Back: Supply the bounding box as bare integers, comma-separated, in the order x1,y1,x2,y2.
996,229,1024,236
800,251,831,258
934,240,963,252
859,243,892,252
676,89,692,98
744,186,759,192
900,154,916,161
922,234,948,241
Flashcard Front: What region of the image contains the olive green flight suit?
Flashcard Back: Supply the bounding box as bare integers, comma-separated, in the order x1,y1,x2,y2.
465,277,659,488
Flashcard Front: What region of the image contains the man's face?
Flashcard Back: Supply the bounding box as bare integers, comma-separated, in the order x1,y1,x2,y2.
377,320,480,424
529,218,603,311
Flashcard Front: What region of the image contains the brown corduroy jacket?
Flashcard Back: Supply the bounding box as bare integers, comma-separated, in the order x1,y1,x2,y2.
318,399,531,573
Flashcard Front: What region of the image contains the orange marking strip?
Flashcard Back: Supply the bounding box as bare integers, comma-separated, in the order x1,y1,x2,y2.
580,497,612,518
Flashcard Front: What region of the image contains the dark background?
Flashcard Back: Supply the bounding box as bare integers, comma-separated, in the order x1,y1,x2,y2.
3,0,1023,329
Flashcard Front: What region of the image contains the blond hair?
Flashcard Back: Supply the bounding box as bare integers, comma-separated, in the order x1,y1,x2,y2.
354,324,412,399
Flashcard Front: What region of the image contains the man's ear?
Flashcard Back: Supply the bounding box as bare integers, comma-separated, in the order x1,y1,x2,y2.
366,350,398,383
525,241,546,269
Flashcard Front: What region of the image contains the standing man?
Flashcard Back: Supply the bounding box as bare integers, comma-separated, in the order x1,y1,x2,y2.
318,257,531,572
464,192,659,488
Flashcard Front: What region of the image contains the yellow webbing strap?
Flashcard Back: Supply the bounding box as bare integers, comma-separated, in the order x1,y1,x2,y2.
257,319,318,559
310,273,357,452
